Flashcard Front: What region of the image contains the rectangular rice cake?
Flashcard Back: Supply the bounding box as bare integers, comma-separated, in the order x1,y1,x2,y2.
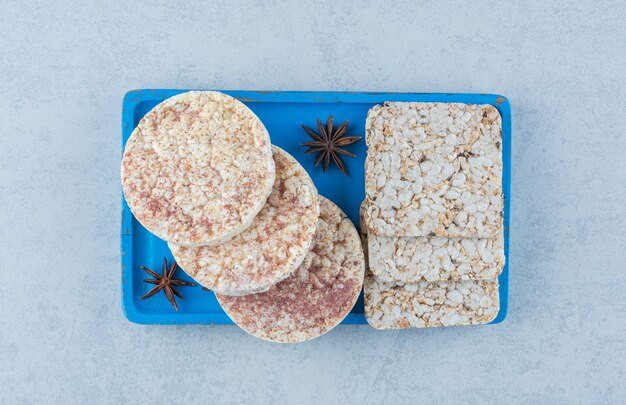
364,272,500,329
365,102,503,238
368,230,505,283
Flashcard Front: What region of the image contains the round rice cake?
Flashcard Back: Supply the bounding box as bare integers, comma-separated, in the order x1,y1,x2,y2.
121,91,275,247
169,146,319,295
216,197,365,343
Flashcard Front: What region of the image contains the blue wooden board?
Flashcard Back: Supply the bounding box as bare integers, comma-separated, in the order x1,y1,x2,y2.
121,90,511,325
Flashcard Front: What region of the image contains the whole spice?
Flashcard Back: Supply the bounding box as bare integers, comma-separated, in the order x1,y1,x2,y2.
301,115,361,176
140,257,196,311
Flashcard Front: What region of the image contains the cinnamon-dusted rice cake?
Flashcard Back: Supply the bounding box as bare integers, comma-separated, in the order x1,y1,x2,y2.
364,272,499,329
169,146,318,296
216,197,365,343
365,102,503,238
121,91,275,247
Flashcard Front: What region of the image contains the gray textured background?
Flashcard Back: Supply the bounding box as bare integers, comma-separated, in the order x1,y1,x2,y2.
1,0,625,404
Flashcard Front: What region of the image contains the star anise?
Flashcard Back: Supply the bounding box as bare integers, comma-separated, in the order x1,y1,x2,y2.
301,115,361,176
140,258,196,311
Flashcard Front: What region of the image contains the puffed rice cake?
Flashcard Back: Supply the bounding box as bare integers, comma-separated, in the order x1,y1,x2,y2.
368,232,505,283
361,200,504,283
216,197,365,343
364,272,500,329
365,102,503,238
121,91,275,247
169,146,319,296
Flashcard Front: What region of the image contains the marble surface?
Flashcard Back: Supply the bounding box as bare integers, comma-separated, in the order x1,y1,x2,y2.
1,1,625,403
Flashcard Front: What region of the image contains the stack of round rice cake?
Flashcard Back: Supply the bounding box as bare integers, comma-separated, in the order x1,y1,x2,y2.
216,197,365,343
169,146,319,296
121,91,275,247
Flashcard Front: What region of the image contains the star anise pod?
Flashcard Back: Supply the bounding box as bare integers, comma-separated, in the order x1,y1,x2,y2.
140,257,196,311
301,115,361,176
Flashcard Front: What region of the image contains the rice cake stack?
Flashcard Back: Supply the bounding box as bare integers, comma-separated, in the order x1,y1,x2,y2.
122,91,320,295
122,91,365,342
363,102,505,329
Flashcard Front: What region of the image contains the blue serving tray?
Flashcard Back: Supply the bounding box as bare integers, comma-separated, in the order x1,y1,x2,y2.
121,90,511,325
